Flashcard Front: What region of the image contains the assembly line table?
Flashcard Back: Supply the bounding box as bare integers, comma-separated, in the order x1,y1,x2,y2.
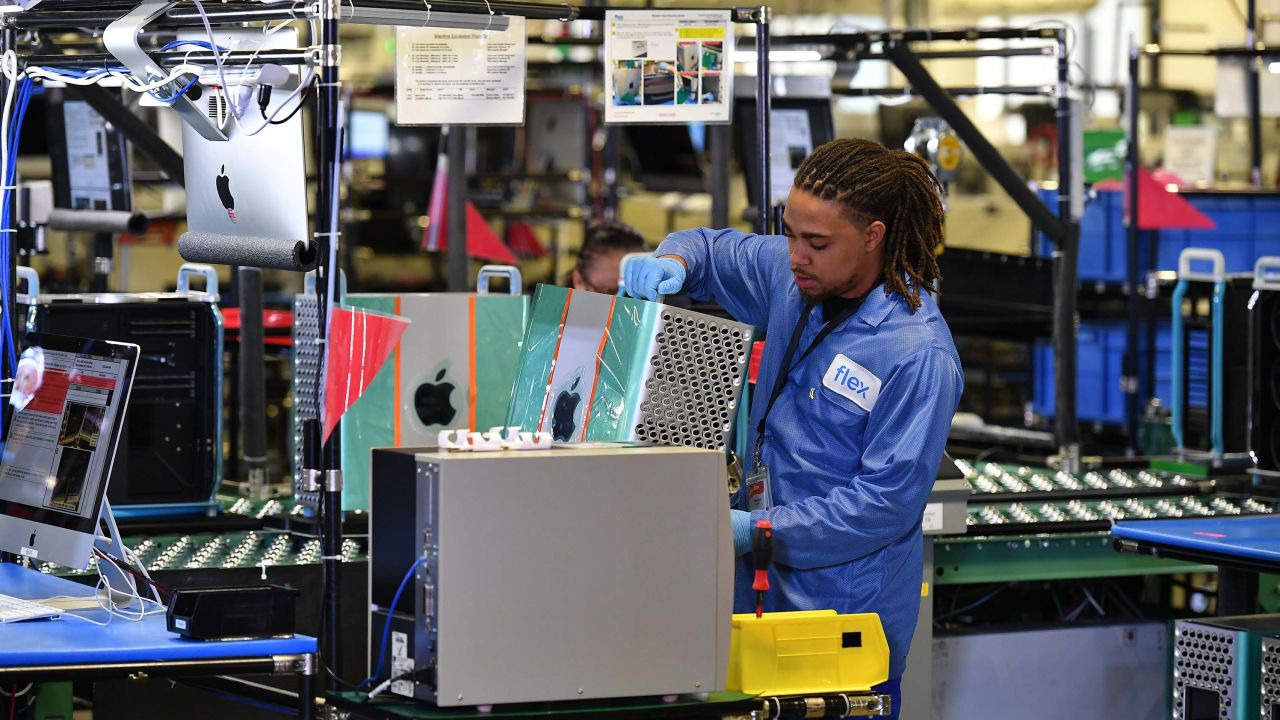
0,562,317,719
326,691,763,720
1112,515,1280,615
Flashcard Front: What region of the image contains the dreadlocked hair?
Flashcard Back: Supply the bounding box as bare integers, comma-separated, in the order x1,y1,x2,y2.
792,137,944,313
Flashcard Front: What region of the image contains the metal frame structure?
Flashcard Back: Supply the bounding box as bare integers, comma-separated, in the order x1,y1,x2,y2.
0,1,772,707
1125,37,1280,450
765,27,1083,467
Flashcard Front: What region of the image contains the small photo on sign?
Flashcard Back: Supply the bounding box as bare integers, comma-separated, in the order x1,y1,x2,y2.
626,39,649,59
677,72,699,105
677,42,699,73
642,61,676,105
701,41,723,71
612,61,642,106
700,72,722,104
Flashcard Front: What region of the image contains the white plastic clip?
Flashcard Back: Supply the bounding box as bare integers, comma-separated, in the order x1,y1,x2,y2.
467,430,504,451
437,428,474,450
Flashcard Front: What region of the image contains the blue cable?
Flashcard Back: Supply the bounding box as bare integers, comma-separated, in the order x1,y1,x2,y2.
0,77,33,383
161,40,227,52
153,73,199,105
362,556,429,688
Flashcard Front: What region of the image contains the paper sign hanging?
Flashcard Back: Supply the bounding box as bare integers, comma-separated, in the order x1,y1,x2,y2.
603,9,734,124
395,16,527,126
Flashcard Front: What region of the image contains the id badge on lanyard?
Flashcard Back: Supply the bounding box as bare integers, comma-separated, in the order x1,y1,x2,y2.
746,463,772,511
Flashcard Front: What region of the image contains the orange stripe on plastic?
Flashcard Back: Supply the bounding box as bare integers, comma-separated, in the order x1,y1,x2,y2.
579,294,616,441
393,296,402,446
469,296,477,431
536,290,574,432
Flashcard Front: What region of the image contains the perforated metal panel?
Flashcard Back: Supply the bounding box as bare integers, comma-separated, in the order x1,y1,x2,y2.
292,293,321,507
1263,637,1280,719
636,307,752,450
1174,620,1241,720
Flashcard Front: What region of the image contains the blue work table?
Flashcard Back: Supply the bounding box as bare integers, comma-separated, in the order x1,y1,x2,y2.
1112,515,1280,614
0,561,317,718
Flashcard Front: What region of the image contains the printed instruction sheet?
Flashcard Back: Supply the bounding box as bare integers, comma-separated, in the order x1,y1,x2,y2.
604,9,734,124
395,17,527,125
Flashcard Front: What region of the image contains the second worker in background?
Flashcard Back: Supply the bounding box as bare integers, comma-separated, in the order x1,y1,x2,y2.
625,138,964,719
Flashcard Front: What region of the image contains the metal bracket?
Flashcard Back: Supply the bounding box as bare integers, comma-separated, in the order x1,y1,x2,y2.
103,0,226,141
273,653,315,674
308,43,340,67
325,469,343,492
303,468,323,493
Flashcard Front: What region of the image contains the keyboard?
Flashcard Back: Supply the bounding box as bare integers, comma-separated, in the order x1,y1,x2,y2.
0,593,61,623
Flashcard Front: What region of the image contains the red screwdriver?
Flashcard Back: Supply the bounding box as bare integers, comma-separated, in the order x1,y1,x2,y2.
752,520,773,618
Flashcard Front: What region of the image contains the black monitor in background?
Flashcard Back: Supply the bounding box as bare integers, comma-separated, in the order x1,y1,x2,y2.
45,88,132,212
623,124,708,194
734,95,836,209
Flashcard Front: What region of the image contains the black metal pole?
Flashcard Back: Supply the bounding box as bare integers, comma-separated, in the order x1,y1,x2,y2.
447,127,469,291
831,85,1053,97
603,126,620,222
238,267,269,497
1053,30,1080,468
883,42,1070,247
710,123,731,228
1248,0,1263,187
1126,41,1142,454
313,0,343,695
754,7,772,235
1150,0,1162,87
91,232,112,292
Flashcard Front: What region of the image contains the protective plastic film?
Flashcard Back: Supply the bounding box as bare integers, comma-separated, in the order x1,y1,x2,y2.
339,292,528,510
506,285,755,450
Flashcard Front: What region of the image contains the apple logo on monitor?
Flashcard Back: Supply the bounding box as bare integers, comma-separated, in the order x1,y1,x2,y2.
414,368,457,427
216,165,237,223
551,375,582,442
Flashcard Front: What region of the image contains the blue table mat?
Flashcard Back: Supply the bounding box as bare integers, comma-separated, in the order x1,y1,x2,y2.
1112,516,1280,565
0,562,315,665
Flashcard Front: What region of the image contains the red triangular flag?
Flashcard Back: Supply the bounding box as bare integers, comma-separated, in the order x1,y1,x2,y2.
322,305,411,443
506,220,548,258
422,148,519,264
1123,167,1217,230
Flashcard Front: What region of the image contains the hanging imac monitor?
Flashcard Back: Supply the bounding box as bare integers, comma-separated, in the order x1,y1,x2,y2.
180,27,309,246
46,90,133,211
0,333,139,569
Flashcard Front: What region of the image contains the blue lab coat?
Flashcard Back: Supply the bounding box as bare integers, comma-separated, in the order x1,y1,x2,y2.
658,228,963,679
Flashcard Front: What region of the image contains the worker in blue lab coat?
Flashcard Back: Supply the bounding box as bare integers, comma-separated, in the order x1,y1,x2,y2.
625,138,963,718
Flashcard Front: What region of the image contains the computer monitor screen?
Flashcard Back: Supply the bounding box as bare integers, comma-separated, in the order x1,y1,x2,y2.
348,109,391,160
735,96,835,207
46,91,132,212
623,124,707,194
0,333,139,569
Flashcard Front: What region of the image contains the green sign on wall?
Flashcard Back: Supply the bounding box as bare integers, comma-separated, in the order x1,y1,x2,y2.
1083,129,1127,183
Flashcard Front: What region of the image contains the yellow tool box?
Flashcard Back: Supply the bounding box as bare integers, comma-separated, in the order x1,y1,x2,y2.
726,610,889,696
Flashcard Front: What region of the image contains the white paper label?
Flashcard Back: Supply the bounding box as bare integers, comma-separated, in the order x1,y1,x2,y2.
769,109,815,205
603,10,734,124
395,17,527,126
922,503,944,533
822,353,881,412
391,630,414,697
18,547,36,559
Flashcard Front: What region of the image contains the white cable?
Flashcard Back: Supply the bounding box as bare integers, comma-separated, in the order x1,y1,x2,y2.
190,0,240,130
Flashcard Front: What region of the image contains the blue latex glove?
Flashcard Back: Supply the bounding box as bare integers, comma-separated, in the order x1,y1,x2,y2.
731,509,753,556
622,256,685,301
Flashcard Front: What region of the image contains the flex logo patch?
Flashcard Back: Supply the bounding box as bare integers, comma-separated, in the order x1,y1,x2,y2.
823,353,881,412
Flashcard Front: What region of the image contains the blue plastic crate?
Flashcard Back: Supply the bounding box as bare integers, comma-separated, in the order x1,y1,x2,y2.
1036,189,1280,283
1034,321,1172,425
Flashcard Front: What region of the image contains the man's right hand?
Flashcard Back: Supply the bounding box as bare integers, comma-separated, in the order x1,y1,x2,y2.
622,255,686,301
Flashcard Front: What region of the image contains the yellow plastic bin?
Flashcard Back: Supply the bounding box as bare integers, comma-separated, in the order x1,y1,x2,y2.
726,610,889,696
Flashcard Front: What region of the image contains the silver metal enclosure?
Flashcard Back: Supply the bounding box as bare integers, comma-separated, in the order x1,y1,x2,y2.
369,446,734,707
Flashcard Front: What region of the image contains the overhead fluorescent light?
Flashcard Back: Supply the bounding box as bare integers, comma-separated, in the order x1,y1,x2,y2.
732,50,824,63
345,7,512,32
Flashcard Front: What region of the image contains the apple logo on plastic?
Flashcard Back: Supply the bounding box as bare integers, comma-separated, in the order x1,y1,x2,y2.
415,368,457,427
551,375,582,442
216,164,237,223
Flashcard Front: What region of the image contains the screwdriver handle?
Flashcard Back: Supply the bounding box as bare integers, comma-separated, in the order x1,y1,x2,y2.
752,520,773,592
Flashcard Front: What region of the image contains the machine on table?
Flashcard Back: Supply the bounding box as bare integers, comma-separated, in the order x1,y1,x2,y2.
1170,614,1280,720
369,445,894,716
18,264,224,518
292,266,529,512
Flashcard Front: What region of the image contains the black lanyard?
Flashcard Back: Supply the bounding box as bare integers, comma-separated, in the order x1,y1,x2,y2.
753,298,864,464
